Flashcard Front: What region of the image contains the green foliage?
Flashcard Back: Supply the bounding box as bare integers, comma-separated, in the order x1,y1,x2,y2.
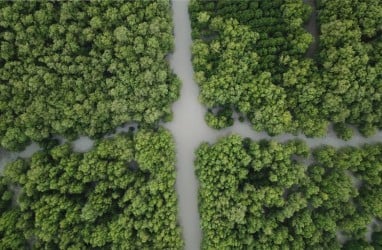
0,0,179,150
0,176,12,211
372,231,382,249
196,136,382,249
0,176,28,250
1,129,183,249
190,0,382,138
190,0,324,136
204,108,234,129
317,0,382,137
333,123,354,141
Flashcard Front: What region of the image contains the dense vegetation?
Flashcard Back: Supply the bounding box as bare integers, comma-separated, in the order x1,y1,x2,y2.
190,0,324,136
196,135,382,249
189,0,382,138
0,176,27,249
0,2,184,249
0,129,183,249
0,0,179,150
317,0,382,138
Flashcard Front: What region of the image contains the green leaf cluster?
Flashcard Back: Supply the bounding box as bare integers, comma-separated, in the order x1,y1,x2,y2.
317,0,382,137
196,135,382,249
190,0,382,138
1,129,183,249
0,0,179,150
0,176,28,250
190,0,323,136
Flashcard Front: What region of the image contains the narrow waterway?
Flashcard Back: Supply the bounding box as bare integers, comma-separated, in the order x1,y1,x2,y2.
0,143,40,173
165,1,205,248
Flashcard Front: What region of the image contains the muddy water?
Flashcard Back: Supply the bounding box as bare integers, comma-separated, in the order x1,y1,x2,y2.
0,142,40,172
72,136,94,153
165,1,204,249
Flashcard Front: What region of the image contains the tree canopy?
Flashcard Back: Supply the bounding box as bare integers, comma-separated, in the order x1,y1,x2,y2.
196,135,382,249
0,0,179,150
0,129,183,249
317,0,382,137
0,176,28,249
190,0,382,138
190,0,324,136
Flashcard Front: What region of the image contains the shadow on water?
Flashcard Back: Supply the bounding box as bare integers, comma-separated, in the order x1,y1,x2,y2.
304,0,319,58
